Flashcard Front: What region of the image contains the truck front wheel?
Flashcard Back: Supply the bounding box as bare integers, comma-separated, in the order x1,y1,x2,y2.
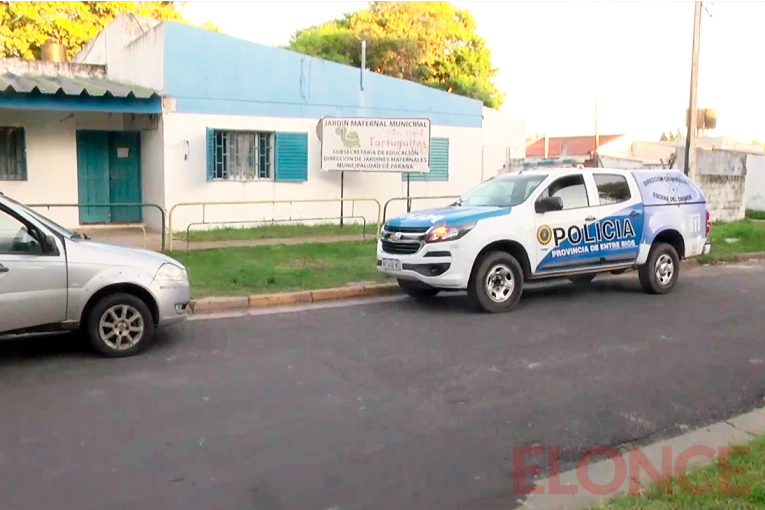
639,242,680,294
84,293,155,358
467,251,524,313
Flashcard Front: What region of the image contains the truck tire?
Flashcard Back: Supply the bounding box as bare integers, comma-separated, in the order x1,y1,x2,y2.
397,279,440,300
84,292,155,358
467,251,524,313
569,274,596,285
639,242,680,295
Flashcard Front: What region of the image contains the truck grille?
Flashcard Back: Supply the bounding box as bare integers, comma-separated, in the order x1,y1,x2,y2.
381,240,421,255
383,225,430,234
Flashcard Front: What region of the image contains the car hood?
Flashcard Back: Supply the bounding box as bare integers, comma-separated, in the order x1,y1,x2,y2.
385,205,512,229
65,238,186,270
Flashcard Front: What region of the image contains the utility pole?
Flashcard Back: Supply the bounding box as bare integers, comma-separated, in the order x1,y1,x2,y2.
594,95,600,167
684,1,703,179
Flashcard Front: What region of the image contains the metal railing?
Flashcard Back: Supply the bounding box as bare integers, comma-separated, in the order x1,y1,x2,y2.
26,202,166,250
167,198,382,251
382,195,459,223
181,215,370,250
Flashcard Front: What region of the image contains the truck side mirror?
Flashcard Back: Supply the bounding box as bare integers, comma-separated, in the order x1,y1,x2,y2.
535,196,564,213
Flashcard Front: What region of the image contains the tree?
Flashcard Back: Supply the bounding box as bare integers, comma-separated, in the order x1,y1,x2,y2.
0,1,220,60
659,132,668,142
286,1,505,109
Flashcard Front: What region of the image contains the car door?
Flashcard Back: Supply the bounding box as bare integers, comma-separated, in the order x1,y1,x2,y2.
591,172,644,264
0,205,68,334
532,171,601,274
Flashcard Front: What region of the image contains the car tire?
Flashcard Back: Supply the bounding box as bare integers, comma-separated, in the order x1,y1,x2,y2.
397,279,440,300
639,242,680,295
569,274,596,285
467,251,524,313
85,293,155,358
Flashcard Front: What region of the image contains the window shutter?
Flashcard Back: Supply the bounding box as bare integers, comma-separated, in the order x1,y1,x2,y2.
206,128,215,181
19,128,28,181
402,137,449,182
274,132,308,182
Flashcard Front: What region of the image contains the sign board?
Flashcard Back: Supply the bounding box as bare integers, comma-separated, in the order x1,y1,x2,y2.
319,117,431,173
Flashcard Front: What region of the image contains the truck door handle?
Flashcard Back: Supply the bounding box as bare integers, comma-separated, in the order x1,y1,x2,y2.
585,216,596,221
630,210,641,217
0,264,8,273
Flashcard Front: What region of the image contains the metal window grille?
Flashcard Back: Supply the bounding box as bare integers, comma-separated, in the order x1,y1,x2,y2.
0,127,26,181
212,130,273,181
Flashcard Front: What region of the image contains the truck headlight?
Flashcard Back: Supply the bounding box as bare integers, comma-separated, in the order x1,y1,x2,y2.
425,223,475,243
154,263,188,282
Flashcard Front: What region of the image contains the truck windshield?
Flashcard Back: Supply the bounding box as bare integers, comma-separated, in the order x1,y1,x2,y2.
456,173,548,207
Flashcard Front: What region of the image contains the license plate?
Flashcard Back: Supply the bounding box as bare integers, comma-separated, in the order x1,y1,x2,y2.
381,258,402,271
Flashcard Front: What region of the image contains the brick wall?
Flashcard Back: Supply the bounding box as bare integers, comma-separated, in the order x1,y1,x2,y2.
674,148,747,222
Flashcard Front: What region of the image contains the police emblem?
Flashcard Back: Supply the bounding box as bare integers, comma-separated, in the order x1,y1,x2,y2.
537,225,552,245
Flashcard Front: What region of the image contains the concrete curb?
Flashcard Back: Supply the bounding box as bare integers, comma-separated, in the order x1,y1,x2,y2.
188,283,399,315
187,253,765,316
520,406,765,509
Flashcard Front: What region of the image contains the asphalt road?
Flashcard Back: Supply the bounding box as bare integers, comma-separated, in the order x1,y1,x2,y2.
1,261,765,510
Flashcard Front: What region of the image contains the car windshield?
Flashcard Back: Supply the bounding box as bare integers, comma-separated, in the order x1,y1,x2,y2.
456,173,548,207
4,197,78,239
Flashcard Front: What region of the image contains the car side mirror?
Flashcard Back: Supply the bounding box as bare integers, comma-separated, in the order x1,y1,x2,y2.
535,196,564,213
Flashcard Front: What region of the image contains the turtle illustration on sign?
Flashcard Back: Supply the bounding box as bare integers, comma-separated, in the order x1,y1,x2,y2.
336,126,360,148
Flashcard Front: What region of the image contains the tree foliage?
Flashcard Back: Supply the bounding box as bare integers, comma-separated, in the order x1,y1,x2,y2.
0,1,219,60
287,1,505,109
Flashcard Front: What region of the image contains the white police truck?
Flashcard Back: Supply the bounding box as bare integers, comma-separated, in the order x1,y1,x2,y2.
377,167,711,313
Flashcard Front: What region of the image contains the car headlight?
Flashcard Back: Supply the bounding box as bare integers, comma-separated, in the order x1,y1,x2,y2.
425,223,475,243
154,263,188,282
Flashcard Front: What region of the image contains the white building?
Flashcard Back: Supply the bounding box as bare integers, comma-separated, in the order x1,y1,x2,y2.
0,15,525,240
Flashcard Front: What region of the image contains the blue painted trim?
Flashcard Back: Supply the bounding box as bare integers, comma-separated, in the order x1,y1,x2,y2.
0,92,162,114
162,22,483,128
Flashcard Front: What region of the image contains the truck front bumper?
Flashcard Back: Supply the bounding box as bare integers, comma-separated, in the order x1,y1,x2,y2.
376,240,471,290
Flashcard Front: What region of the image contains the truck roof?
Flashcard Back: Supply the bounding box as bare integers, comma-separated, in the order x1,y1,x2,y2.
517,166,679,175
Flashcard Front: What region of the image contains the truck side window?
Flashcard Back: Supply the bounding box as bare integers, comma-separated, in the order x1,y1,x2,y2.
594,174,631,205
538,174,589,210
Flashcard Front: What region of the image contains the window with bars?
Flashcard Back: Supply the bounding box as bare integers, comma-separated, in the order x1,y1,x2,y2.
0,127,27,181
209,130,274,181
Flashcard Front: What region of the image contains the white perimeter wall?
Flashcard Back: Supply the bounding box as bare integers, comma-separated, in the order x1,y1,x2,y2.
0,109,164,230
163,112,524,234
745,153,765,211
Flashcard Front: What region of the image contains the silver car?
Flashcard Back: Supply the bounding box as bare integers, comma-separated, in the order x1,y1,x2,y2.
0,193,191,358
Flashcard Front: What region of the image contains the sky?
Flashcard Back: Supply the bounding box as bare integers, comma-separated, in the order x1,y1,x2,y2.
180,0,764,142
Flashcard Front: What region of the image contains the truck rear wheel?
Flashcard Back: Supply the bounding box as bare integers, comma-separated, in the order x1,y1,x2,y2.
397,279,440,300
639,242,680,294
84,293,155,358
467,251,524,313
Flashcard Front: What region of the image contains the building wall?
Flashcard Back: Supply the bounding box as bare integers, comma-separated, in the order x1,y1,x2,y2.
674,148,747,222
744,154,765,211
0,109,162,229
481,107,525,179
160,22,483,128
162,112,487,234
71,14,165,91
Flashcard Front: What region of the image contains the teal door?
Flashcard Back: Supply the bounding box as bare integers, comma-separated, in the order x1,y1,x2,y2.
76,131,142,224
109,132,142,223
76,131,111,224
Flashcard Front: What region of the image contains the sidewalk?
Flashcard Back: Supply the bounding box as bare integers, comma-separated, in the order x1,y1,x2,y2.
77,226,368,252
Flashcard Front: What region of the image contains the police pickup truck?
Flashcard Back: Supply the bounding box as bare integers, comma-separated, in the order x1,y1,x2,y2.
377,167,711,313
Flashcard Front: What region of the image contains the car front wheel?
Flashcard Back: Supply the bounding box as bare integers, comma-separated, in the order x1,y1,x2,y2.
85,293,155,358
